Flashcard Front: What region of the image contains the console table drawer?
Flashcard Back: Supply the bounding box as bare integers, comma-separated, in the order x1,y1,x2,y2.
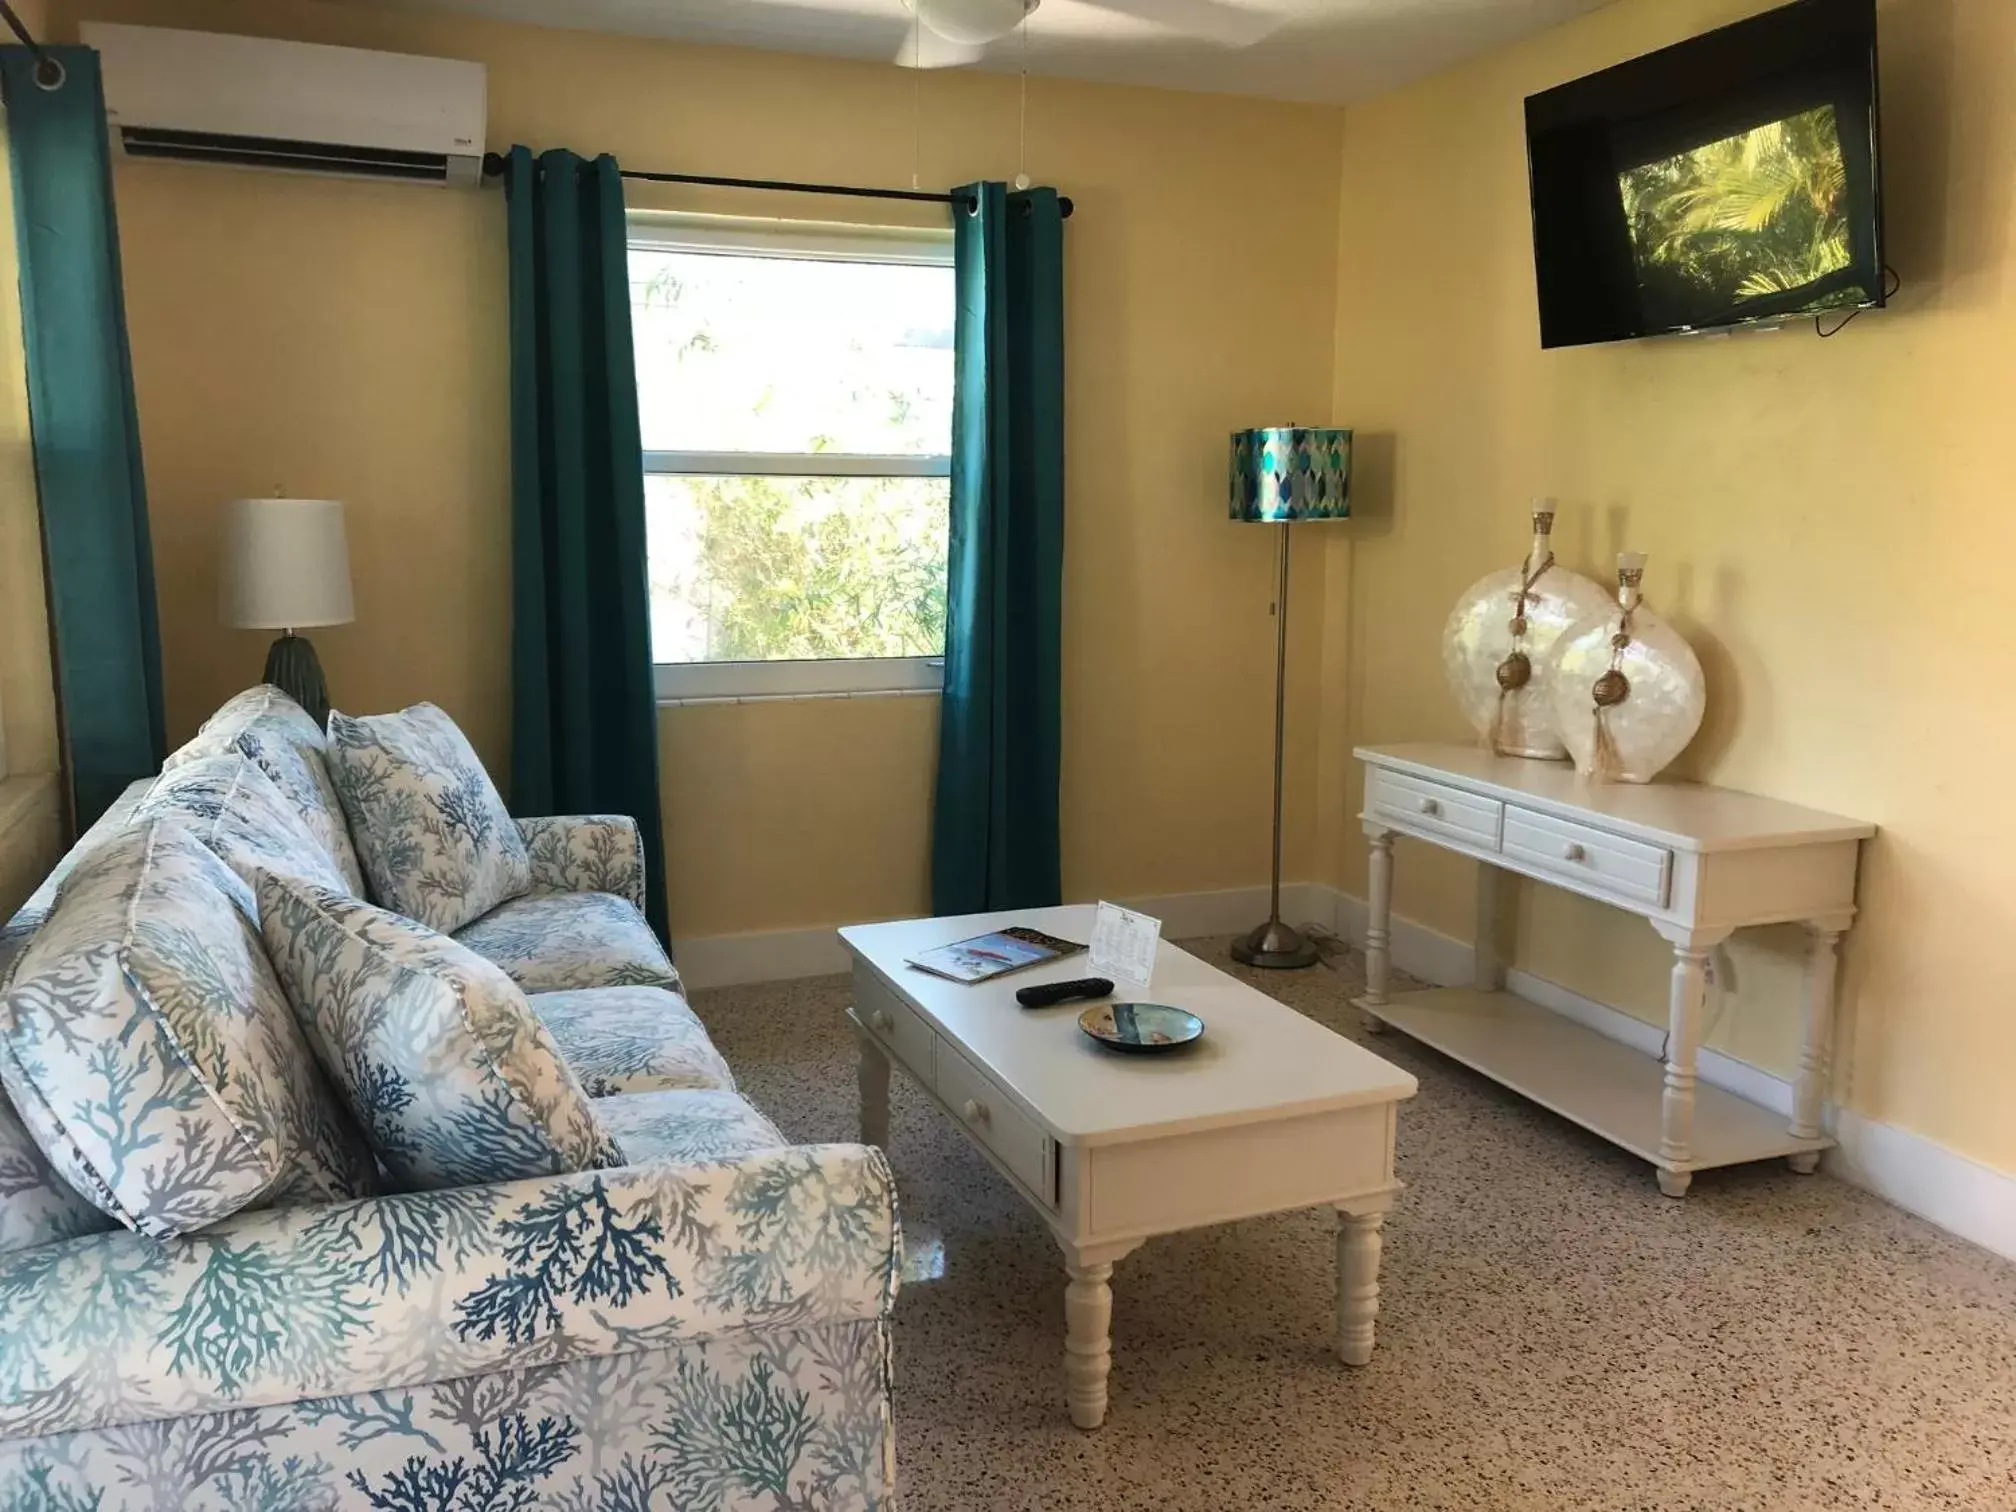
1503,806,1671,909
857,973,937,1087
935,1039,1058,1209
1368,767,1503,850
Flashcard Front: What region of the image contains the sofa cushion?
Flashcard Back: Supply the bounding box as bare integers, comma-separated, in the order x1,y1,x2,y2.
325,702,531,935
135,753,353,900
0,823,380,1236
167,684,366,895
529,985,733,1096
455,891,679,995
593,1088,788,1164
0,776,153,994
258,873,626,1191
0,1098,114,1255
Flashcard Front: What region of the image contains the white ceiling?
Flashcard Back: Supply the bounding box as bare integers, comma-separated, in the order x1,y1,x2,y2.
357,0,1614,105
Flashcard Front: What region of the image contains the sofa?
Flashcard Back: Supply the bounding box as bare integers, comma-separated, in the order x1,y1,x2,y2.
0,687,900,1511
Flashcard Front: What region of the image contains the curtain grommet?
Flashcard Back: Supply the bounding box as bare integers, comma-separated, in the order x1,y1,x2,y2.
32,55,64,91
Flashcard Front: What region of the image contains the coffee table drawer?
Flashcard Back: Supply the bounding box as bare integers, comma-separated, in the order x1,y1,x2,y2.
1503,805,1671,909
1368,767,1503,851
936,1040,1058,1209
857,971,936,1087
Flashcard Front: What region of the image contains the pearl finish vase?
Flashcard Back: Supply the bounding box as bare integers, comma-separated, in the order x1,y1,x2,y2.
1441,502,1610,759
1547,553,1706,784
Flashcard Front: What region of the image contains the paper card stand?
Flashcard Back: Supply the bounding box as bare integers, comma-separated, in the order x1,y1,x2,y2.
1089,901,1161,991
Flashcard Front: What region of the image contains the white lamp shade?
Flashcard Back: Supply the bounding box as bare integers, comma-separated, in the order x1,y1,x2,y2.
219,497,355,631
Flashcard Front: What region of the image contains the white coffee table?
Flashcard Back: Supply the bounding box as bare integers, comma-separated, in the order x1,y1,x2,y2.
838,906,1418,1430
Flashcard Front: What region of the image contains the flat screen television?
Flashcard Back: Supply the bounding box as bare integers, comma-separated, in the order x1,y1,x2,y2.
1525,0,1885,349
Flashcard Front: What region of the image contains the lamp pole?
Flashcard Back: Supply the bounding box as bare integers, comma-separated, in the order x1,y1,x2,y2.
1232,520,1318,969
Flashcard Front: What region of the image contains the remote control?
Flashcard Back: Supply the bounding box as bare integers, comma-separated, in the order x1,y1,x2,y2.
1016,977,1115,1009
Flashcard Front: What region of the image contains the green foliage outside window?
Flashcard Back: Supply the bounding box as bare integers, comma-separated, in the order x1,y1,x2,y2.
648,474,949,663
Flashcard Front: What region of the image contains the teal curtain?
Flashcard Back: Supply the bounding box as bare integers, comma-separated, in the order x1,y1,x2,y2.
931,182,1065,916
504,146,668,943
1,47,165,829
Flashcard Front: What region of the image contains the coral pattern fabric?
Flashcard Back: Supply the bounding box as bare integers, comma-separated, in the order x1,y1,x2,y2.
325,702,531,935
258,875,624,1190
456,890,679,995
517,813,648,912
166,684,366,894
0,1145,900,1508
531,986,734,1096
0,824,378,1236
135,752,353,900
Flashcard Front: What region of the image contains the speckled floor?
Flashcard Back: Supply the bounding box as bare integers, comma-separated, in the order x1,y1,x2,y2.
690,938,2016,1512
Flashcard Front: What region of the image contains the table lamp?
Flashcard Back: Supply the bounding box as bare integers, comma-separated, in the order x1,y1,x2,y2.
1228,427,1351,969
219,496,354,727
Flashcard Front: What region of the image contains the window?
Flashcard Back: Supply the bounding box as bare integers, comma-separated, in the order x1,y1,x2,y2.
628,215,956,700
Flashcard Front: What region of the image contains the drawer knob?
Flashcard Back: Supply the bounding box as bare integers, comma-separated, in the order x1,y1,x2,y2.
869,1009,893,1033
1562,842,1587,863
1419,797,1442,817
962,1098,990,1125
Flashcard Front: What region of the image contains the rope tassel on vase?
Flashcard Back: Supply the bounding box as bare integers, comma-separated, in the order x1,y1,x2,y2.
1548,551,1706,784
1587,566,1639,782
1442,500,1610,760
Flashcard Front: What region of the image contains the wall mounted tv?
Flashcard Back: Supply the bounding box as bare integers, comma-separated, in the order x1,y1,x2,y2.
1525,0,1884,349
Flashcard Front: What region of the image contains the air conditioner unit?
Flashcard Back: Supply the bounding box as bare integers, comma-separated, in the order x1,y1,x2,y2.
82,23,486,188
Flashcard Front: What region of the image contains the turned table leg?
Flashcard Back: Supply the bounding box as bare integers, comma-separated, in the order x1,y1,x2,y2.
1789,915,1850,1174
1062,1258,1115,1430
1361,827,1395,1033
855,1023,891,1150
1650,923,1728,1198
1335,1208,1386,1366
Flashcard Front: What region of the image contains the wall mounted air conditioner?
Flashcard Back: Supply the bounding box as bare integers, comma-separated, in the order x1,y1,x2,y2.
81,23,487,187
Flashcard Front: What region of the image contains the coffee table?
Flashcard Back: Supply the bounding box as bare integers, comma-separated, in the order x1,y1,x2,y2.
838,906,1418,1430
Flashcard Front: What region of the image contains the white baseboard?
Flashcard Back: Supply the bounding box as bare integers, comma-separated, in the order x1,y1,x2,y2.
672,881,1343,993
672,923,853,990
674,882,2015,1261
1322,885,2016,1262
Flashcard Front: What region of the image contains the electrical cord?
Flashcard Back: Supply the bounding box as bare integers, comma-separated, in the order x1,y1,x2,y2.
1816,263,1902,338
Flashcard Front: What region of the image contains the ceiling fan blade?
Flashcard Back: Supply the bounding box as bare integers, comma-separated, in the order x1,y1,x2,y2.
892,27,988,68
1076,0,1293,48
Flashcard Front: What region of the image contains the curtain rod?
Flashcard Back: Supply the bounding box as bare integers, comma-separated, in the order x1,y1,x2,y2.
478,152,1073,219
0,0,65,88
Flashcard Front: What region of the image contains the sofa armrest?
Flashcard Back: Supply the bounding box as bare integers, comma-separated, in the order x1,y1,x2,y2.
517,814,647,911
0,1143,897,1441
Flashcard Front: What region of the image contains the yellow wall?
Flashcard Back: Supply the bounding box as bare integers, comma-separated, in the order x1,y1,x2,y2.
64,0,1345,942
1323,0,2016,1173
0,0,66,918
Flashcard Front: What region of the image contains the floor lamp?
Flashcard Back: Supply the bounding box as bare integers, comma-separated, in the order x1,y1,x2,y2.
1228,427,1351,970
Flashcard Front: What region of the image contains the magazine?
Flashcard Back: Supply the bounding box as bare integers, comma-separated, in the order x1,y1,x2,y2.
906,925,1086,985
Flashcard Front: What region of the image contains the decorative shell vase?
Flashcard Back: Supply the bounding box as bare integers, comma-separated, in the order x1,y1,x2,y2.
1547,553,1706,784
1441,503,1611,759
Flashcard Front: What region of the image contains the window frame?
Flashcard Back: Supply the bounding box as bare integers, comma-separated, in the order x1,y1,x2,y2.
628,213,956,702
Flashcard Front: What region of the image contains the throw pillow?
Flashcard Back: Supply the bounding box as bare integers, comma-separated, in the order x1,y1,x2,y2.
0,822,381,1236
324,702,531,934
257,872,625,1190
136,752,354,903
166,684,366,894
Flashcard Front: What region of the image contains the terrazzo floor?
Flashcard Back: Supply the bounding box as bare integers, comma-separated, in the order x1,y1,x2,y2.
689,938,2016,1512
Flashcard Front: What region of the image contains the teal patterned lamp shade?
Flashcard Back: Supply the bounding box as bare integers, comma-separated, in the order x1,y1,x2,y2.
1229,427,1352,522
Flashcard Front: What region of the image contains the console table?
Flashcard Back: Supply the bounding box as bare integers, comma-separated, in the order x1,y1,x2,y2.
1353,743,1874,1197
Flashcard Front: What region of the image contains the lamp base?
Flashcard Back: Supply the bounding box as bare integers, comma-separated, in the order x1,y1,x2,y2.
263,632,331,728
1230,918,1320,971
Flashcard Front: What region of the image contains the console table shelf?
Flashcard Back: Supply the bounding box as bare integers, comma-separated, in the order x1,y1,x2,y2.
1352,743,1874,1198
1369,987,1828,1173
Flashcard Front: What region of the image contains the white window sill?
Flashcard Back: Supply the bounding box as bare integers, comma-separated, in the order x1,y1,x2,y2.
654,656,942,703
659,687,941,709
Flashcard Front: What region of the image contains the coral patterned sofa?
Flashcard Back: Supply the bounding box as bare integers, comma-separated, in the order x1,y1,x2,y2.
0,687,899,1511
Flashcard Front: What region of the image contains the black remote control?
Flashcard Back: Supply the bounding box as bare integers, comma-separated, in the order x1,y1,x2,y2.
1016,977,1115,1009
